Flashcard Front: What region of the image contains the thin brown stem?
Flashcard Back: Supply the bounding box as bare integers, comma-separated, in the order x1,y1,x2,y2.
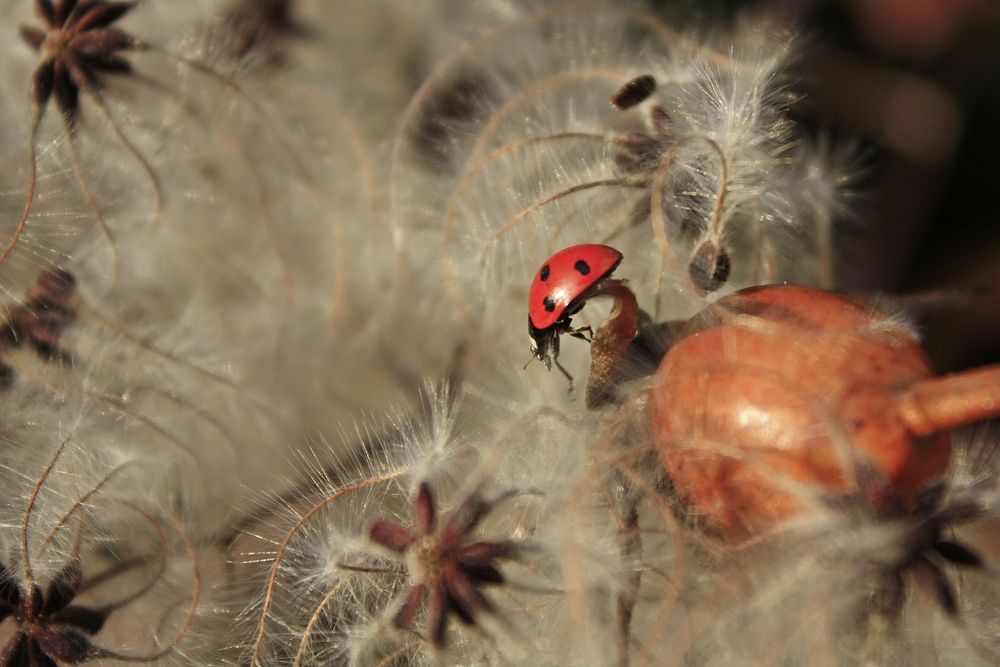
649,135,728,307
88,88,164,229
35,462,134,558
336,564,407,576
87,503,170,612
76,300,240,390
613,500,640,667
248,468,411,667
702,139,729,239
292,579,349,667
294,91,377,335
373,641,420,667
584,279,639,410
466,69,631,166
899,364,1000,437
22,433,75,586
153,48,315,187
232,137,293,355
6,359,207,487
89,506,200,662
479,178,628,265
76,554,156,594
614,452,686,667
4,112,43,269
442,131,614,329
68,136,120,284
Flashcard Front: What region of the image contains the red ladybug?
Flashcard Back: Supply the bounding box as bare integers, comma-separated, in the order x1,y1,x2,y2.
528,245,623,380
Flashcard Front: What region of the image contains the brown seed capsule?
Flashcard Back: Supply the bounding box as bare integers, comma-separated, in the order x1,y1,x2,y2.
610,74,657,110
688,241,731,294
649,285,1000,536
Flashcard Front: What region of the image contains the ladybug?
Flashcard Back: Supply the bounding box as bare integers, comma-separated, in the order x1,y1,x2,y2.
528,244,623,381
646,284,1000,536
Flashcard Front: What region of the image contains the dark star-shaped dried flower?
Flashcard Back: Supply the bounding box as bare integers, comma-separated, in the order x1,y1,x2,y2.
19,0,145,124
871,484,985,619
0,559,110,667
368,482,520,647
0,268,78,388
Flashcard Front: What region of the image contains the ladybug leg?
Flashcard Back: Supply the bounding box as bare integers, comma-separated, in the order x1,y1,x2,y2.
552,356,574,390
568,325,593,343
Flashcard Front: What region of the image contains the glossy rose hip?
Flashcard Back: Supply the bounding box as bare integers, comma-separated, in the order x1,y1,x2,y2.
651,285,956,536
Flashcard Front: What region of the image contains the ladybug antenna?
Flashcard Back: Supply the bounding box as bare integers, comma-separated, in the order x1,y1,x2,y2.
522,355,536,372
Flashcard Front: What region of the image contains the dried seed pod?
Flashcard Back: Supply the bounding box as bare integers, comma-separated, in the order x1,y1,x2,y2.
609,74,656,110
687,241,732,294
650,285,1000,536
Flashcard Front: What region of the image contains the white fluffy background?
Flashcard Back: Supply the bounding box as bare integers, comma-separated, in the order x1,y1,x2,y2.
0,2,996,667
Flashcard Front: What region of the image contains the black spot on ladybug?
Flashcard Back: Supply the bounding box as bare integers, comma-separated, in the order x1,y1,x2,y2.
543,296,556,312
540,264,550,281
574,260,591,275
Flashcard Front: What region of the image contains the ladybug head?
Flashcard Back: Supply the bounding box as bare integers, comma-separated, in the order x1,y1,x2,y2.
528,314,569,370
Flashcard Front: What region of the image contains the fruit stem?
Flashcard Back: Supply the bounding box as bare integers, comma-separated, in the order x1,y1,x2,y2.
585,280,639,409
899,364,1000,437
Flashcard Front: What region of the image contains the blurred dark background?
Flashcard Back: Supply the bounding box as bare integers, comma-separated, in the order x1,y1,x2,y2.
651,0,1000,373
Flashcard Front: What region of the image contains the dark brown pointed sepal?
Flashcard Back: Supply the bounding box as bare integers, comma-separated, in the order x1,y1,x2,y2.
31,62,57,113
19,26,47,49
53,61,80,123
27,638,57,667
392,583,426,632
43,563,82,615
426,584,449,646
74,2,135,32
55,0,80,27
32,626,98,664
923,558,960,617
457,540,519,567
369,521,415,553
459,563,503,585
48,605,108,635
416,482,436,536
36,0,57,28
0,632,29,667
443,570,493,624
934,540,983,568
